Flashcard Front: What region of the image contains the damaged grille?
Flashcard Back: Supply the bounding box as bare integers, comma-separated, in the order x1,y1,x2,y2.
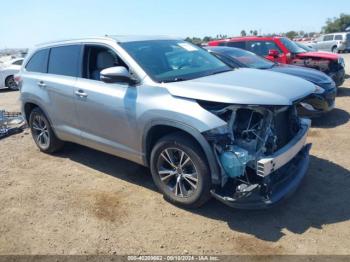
273,107,294,150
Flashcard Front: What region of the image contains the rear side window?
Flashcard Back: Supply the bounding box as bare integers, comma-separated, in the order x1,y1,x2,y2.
324,35,334,41
226,41,246,49
26,49,49,73
334,35,343,40
48,45,81,77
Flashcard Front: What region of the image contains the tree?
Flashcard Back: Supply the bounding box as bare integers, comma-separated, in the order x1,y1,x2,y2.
285,31,298,39
322,13,350,33
240,30,247,36
202,36,213,43
185,37,202,45
253,30,258,36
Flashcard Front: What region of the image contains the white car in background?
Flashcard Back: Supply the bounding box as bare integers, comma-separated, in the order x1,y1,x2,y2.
0,58,23,90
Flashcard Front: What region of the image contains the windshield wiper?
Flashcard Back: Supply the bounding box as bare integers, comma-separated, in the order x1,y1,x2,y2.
161,77,188,83
207,69,232,76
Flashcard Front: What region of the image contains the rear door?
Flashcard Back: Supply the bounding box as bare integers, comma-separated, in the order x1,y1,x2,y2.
44,44,82,142
347,33,350,50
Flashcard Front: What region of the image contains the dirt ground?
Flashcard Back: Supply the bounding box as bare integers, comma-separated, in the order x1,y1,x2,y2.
0,55,350,255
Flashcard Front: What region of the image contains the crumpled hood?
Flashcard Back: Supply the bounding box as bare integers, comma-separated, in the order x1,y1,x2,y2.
296,51,339,61
268,64,334,89
162,68,316,105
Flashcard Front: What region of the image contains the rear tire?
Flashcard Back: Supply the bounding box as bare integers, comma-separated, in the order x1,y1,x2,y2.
5,75,18,91
29,107,64,153
150,133,211,208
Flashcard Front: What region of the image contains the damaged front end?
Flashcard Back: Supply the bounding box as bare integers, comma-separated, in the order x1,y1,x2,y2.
201,102,311,209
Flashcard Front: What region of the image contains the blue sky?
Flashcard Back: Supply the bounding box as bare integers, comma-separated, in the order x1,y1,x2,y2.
1,0,349,48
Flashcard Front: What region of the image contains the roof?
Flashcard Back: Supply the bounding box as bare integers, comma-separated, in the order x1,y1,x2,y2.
109,35,181,43
208,36,282,45
36,35,181,47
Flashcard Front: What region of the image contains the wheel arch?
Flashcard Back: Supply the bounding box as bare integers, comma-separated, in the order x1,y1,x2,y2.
143,120,221,185
23,101,53,127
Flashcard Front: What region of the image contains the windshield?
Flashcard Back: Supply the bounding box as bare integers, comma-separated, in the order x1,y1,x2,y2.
280,37,306,54
120,40,231,83
223,48,274,69
295,42,314,52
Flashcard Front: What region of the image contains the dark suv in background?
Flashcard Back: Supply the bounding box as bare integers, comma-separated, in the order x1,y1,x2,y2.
208,36,345,86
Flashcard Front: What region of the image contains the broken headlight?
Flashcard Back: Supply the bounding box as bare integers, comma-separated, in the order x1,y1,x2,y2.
314,85,325,94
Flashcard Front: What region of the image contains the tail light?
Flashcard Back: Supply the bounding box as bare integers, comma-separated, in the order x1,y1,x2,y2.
14,75,22,90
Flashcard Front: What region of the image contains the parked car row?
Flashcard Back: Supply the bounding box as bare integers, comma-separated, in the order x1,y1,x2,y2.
15,35,344,210
208,36,345,86
205,46,336,117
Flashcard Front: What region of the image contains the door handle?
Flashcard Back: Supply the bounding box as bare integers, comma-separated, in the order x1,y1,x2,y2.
75,90,88,98
37,81,46,88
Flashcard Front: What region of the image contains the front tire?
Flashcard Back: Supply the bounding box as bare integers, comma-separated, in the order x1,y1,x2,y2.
29,107,64,153
332,46,338,53
150,133,211,208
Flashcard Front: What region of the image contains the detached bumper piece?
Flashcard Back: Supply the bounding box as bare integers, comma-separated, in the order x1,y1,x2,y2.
0,110,26,139
211,119,311,209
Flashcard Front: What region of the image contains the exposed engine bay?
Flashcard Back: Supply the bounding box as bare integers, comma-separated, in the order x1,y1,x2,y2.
201,102,304,202
291,57,331,73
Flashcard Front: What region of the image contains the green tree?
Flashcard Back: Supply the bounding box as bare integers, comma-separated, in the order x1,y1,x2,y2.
185,37,203,46
253,30,258,36
240,30,247,36
322,13,350,33
285,31,298,39
202,36,213,43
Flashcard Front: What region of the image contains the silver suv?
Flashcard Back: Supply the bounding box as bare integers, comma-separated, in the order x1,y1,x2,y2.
19,36,315,209
312,32,350,53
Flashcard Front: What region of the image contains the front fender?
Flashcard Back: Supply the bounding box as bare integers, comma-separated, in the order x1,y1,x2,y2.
142,119,221,185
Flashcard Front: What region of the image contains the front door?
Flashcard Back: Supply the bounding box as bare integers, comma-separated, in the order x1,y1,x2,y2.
74,45,140,161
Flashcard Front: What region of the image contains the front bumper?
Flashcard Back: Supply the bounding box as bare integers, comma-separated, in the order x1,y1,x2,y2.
329,67,345,87
211,118,311,209
298,87,337,117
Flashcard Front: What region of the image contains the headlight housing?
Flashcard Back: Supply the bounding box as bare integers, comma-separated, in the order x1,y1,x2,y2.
338,57,345,68
314,85,325,94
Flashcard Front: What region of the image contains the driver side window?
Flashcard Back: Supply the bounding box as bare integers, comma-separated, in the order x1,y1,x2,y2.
82,45,128,81
246,41,281,56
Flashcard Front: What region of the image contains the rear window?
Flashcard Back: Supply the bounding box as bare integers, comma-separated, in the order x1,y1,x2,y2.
26,49,49,73
334,35,343,40
48,45,81,77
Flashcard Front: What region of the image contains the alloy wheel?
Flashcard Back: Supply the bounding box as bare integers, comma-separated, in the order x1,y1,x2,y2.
31,115,50,149
157,148,199,198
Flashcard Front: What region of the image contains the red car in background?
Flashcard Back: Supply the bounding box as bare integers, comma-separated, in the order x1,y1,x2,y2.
208,36,345,86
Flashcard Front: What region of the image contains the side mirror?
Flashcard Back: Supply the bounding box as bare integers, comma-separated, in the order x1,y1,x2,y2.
268,49,279,58
100,66,136,84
